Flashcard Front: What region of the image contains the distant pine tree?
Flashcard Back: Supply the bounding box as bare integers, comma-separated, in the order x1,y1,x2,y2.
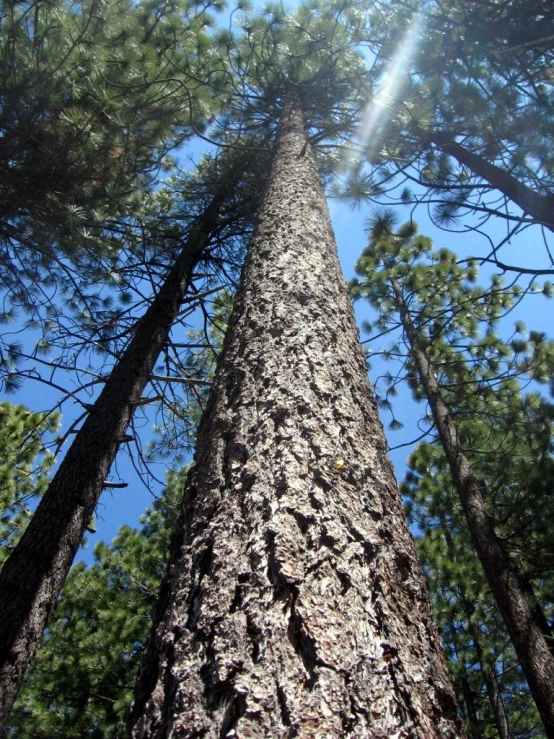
352,219,554,735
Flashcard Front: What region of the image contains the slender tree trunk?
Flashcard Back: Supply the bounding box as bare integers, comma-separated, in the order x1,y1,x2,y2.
458,675,480,739
390,276,554,736
129,97,462,738
0,174,240,728
450,620,512,739
446,621,481,739
442,528,514,739
468,625,513,739
420,128,554,232
441,528,514,739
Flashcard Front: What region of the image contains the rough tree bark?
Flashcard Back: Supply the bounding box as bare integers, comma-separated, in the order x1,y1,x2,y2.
129,98,463,738
389,275,554,737
0,169,244,728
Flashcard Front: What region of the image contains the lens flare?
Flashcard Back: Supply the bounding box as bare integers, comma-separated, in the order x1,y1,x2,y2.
358,13,425,160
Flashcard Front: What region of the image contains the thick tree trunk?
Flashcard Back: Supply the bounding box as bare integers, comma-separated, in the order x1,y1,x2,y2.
420,128,554,232
391,276,554,736
129,98,462,738
0,178,237,728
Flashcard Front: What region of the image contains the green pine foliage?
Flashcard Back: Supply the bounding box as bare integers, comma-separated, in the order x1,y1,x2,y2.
210,1,372,177
0,402,59,565
149,288,234,463
0,0,220,256
6,468,186,738
0,0,227,393
403,441,547,738
357,0,554,246
352,220,554,736
1,0,553,731
351,216,554,421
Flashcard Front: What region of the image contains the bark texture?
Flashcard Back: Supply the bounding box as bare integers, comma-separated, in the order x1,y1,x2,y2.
0,184,235,728
130,100,462,738
422,128,554,232
390,276,554,737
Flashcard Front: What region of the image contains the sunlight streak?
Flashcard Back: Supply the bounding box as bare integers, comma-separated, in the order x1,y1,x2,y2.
357,12,425,160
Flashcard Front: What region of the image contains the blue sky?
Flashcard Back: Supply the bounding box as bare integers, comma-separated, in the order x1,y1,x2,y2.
2,1,553,565
54,175,554,562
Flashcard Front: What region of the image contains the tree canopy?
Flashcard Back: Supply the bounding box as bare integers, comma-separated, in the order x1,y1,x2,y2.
1,0,553,733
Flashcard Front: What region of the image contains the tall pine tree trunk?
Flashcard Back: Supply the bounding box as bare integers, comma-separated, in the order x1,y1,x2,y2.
0,171,242,728
129,97,462,738
389,276,554,736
